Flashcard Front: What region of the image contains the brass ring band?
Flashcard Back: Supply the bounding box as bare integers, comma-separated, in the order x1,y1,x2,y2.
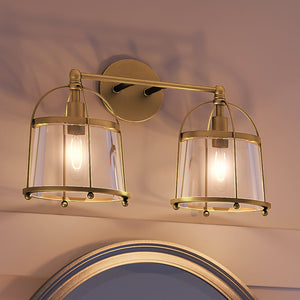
171,197,271,212
181,130,260,144
33,116,120,132
23,186,130,202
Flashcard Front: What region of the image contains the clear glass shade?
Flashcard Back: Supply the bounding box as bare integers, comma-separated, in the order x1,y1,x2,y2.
176,136,265,211
27,120,126,202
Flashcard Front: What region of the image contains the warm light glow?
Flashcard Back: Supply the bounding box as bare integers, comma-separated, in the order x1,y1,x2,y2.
71,135,83,170
214,148,226,182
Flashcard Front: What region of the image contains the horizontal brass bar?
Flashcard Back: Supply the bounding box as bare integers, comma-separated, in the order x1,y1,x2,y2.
23,186,130,202
170,196,271,210
33,116,120,132
181,130,261,144
81,72,217,93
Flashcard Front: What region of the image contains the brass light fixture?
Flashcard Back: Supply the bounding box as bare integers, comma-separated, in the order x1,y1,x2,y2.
23,59,271,215
23,69,129,207
171,86,270,216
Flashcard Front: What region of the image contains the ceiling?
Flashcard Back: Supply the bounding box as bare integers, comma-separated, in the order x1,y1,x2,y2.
0,0,299,230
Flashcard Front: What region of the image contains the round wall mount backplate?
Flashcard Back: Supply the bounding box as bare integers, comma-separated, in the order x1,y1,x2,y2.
99,59,163,122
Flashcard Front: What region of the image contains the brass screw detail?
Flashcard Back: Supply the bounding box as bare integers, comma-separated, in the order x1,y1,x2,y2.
61,200,68,208
233,202,240,209
203,210,210,217
87,192,94,200
25,192,31,200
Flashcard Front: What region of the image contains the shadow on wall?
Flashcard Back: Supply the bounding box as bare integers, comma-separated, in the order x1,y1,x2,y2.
0,275,46,300
0,1,254,217
0,1,253,125
0,1,213,122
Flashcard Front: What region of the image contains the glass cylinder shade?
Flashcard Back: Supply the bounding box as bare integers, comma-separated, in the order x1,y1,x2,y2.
24,116,129,204
171,103,271,214
174,133,267,212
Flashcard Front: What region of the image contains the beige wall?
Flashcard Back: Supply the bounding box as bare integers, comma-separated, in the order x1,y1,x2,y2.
0,212,299,299
0,0,299,298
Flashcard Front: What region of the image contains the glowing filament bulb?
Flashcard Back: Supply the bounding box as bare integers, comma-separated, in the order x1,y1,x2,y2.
214,149,226,182
71,135,83,170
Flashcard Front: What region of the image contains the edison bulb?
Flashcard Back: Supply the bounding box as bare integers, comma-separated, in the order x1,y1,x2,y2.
70,135,83,170
214,148,226,182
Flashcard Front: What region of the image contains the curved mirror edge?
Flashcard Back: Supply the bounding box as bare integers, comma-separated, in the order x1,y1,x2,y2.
31,240,255,300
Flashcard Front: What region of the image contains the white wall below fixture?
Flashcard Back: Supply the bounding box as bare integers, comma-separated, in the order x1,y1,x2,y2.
1,212,299,289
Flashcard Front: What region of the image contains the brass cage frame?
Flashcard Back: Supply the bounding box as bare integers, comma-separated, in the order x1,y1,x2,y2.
171,100,271,216
23,85,130,206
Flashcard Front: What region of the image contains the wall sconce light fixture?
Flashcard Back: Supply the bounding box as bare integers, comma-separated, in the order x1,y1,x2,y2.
23,59,271,216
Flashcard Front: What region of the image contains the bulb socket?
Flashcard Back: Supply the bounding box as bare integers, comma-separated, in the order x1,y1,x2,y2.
66,101,86,135
212,104,228,148
66,101,85,118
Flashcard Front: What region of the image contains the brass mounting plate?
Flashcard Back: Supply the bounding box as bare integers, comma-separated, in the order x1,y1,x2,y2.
99,59,163,122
